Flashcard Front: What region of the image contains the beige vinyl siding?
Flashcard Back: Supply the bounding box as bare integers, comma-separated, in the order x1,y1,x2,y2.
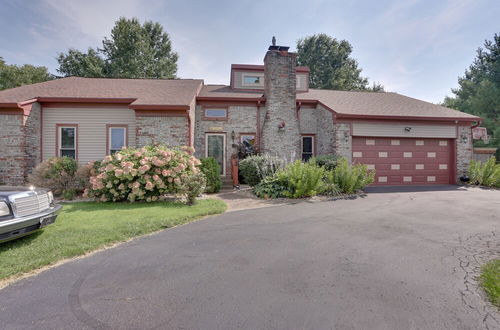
233,70,264,90
352,122,457,138
296,73,308,91
42,107,136,164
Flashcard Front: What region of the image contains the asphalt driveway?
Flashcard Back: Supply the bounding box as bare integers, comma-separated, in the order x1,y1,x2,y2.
1,186,499,330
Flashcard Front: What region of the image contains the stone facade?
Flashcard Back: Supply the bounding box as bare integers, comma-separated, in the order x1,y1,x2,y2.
0,103,42,185
136,116,188,147
23,103,42,176
261,50,301,161
316,105,335,155
456,125,473,180
0,114,26,185
333,123,352,163
194,105,258,176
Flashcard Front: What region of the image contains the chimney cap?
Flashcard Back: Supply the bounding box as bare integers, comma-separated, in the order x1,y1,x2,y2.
268,36,289,51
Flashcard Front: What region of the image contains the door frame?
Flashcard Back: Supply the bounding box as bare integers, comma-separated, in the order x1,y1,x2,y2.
301,134,316,161
205,133,226,176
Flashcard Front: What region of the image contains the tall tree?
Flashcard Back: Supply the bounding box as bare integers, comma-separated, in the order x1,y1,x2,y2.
0,57,54,90
57,17,178,79
296,34,382,91
444,33,500,158
56,48,106,78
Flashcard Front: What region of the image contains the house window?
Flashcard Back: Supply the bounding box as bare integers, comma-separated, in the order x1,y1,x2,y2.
204,108,227,119
58,125,77,159
240,134,255,146
301,135,314,161
243,75,261,85
242,73,264,86
108,126,127,154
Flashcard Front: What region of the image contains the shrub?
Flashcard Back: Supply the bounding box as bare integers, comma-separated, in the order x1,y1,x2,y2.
74,160,101,192
178,172,207,205
311,154,339,171
28,157,79,196
322,171,341,196
239,154,285,186
469,157,500,187
62,189,77,200
277,160,325,198
199,157,221,193
332,158,375,194
253,175,289,199
85,145,202,203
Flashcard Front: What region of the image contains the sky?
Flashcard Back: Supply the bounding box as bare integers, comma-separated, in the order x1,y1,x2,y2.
0,0,498,103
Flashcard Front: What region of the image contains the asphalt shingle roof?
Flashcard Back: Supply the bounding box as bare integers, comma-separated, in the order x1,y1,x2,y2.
300,89,479,119
0,78,478,120
0,77,203,107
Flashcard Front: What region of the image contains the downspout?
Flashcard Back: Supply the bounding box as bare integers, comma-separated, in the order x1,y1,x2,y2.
186,109,192,147
471,120,482,129
256,100,261,151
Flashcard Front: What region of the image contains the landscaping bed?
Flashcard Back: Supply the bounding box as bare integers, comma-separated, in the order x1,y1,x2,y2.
0,199,226,283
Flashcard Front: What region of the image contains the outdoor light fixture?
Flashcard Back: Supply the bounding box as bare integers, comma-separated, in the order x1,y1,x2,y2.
231,130,235,142
278,120,286,131
404,127,412,132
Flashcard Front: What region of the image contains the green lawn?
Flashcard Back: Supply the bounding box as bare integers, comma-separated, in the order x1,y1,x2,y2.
0,199,226,281
481,259,500,308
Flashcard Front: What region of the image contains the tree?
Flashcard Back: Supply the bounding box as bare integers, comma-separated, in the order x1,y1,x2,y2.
444,33,500,158
0,57,54,90
296,34,382,91
56,48,106,78
57,17,178,79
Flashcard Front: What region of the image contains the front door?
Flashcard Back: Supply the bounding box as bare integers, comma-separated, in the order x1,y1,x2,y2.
206,133,226,175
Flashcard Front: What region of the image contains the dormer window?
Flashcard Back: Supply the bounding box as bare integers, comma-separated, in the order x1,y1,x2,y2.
242,73,264,87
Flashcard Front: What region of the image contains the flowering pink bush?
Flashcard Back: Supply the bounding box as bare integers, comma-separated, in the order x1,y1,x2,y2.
85,145,203,202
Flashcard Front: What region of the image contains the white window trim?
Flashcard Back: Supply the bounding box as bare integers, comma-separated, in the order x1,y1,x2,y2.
301,135,315,160
205,133,226,176
241,73,264,87
58,126,77,159
108,126,127,154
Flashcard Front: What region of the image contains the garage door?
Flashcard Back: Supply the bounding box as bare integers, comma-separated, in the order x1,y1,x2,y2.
352,137,453,185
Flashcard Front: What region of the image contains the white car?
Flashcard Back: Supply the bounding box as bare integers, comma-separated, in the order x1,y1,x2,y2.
0,186,61,243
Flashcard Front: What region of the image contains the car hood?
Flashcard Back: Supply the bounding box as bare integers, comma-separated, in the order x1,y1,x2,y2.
0,186,48,198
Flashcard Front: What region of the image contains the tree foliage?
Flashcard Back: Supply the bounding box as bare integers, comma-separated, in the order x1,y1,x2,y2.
56,48,106,78
444,33,500,157
296,34,383,92
0,57,54,90
57,17,178,79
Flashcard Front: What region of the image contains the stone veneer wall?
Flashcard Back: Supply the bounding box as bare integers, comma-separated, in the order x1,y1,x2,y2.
261,50,301,161
23,103,42,177
298,107,317,134
333,123,352,163
0,114,26,185
316,105,335,155
0,103,42,185
456,125,473,180
136,116,188,147
194,105,258,176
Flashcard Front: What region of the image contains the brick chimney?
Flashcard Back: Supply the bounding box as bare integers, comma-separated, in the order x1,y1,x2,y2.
260,42,300,160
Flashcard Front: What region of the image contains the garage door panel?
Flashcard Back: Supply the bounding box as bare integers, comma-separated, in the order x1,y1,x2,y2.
352,137,452,186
